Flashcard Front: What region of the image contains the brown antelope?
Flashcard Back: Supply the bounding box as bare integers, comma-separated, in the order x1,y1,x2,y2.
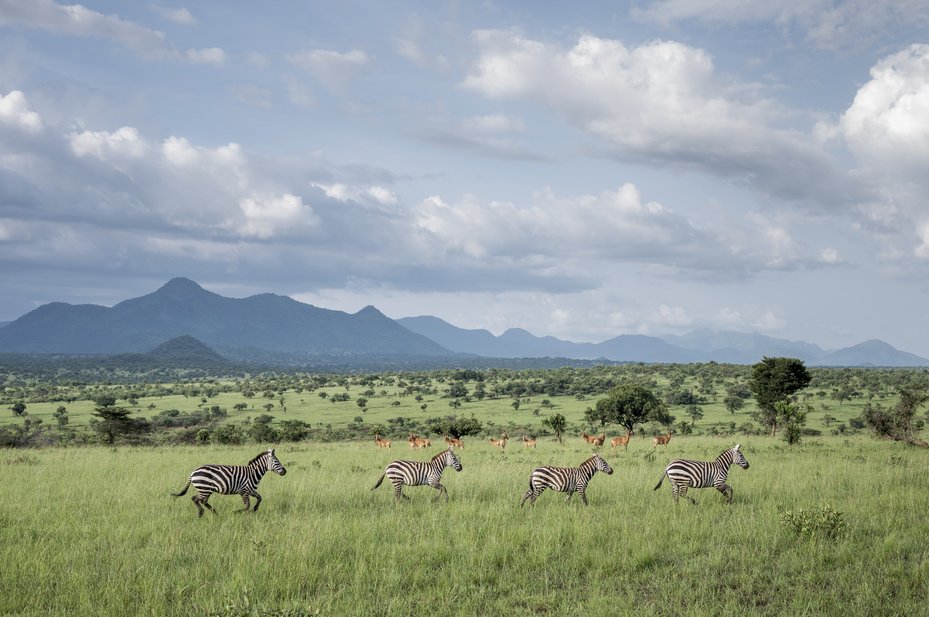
490,432,508,450
444,435,464,449
374,434,391,448
582,431,605,447
408,433,431,449
611,430,633,451
522,435,537,448
653,429,672,449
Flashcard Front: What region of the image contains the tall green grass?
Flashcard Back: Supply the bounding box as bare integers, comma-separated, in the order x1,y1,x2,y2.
2,436,928,616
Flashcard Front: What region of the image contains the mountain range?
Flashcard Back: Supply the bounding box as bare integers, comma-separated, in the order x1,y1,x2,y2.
1,278,927,367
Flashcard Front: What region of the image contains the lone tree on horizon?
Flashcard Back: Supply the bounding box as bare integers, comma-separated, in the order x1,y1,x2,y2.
749,357,811,437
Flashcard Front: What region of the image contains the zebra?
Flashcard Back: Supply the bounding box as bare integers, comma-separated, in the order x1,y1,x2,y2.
172,448,287,517
370,447,462,502
520,453,614,507
653,444,750,505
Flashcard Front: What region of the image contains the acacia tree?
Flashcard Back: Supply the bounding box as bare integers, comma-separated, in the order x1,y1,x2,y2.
748,357,811,437
542,412,567,444
862,386,929,448
586,383,672,432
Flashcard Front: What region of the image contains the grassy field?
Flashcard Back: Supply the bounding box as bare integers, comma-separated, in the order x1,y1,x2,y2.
2,436,928,616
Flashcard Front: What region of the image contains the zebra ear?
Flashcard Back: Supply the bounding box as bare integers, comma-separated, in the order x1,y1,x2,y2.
269,448,275,455
734,444,741,451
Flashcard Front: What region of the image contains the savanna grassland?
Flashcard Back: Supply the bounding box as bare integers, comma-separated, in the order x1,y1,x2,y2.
2,438,928,617
2,364,929,616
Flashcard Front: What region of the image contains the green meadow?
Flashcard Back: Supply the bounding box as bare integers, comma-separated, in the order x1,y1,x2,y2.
2,436,928,617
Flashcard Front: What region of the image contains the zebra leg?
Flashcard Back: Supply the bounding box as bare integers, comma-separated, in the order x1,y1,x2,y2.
240,494,251,513
392,480,409,501
579,489,589,506
192,495,205,517
716,484,733,504
432,482,448,502
564,489,574,503
251,491,263,512
679,486,698,505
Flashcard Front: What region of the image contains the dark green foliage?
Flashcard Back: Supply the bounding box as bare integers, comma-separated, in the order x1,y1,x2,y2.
777,401,808,445
425,415,483,438
749,357,811,436
541,412,567,443
862,385,929,446
92,401,150,445
10,401,26,416
588,383,671,431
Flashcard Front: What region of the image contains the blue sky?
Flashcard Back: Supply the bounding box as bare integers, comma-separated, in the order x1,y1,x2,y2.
2,1,929,354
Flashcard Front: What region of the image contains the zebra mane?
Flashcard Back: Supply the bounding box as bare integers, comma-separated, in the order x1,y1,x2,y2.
247,450,270,466
430,448,452,463
580,455,600,467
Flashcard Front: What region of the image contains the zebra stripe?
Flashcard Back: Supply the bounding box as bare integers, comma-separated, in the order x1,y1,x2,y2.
371,447,462,502
520,453,614,507
173,448,287,517
653,444,750,505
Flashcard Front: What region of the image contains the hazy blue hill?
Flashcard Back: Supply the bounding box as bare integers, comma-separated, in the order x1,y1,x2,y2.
660,329,827,364
814,339,929,367
592,335,701,363
0,278,453,358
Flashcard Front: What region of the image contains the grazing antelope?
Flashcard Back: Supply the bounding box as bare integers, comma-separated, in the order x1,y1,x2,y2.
611,430,633,451
172,449,287,517
582,431,605,447
490,432,508,450
522,435,537,448
654,444,750,505
374,434,391,448
444,435,464,449
371,447,463,502
520,454,614,507
408,433,431,449
653,429,672,449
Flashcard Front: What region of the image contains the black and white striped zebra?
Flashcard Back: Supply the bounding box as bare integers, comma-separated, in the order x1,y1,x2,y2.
653,444,749,505
370,447,462,502
172,448,287,516
520,453,614,507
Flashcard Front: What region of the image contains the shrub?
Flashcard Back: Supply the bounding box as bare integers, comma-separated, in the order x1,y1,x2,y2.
779,504,847,539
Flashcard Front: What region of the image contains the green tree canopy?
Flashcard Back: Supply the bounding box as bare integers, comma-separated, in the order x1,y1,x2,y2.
587,383,671,432
541,412,567,444
749,357,811,436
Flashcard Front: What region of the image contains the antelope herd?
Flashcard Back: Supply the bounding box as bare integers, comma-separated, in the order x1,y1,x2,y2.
373,428,679,453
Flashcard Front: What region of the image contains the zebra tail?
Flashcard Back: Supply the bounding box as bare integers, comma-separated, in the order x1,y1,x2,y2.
653,473,666,491
172,481,190,497
371,473,385,491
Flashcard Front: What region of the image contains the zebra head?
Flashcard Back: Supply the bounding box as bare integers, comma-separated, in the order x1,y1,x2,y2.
444,447,463,472
732,444,749,470
594,454,614,475
267,448,287,476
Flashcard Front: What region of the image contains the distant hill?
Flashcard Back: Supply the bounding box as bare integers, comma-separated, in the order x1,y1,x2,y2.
399,315,929,366
814,339,929,367
660,329,827,364
0,278,454,359
147,335,229,364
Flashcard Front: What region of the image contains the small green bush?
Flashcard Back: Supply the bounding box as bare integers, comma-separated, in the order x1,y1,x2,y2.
779,504,847,539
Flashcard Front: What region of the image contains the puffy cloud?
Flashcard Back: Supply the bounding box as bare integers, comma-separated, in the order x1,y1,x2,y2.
312,182,398,207
0,90,42,132
233,193,318,239
838,45,929,172
69,126,146,159
463,30,856,206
